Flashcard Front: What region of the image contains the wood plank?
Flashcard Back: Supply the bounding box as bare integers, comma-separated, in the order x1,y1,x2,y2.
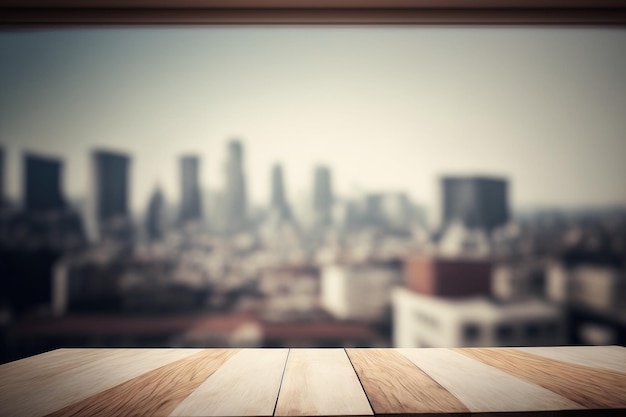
515,346,626,373
457,348,626,410
0,348,203,417
274,348,373,417
169,348,288,417
347,348,469,415
0,349,119,386
45,349,238,417
398,348,584,413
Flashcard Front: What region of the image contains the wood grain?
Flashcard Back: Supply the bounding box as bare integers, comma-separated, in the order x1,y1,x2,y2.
398,348,584,413
274,348,373,416
514,346,626,373
170,348,288,416
0,348,203,417
45,349,238,417
2,347,625,417
0,349,119,388
457,348,626,410
347,348,469,415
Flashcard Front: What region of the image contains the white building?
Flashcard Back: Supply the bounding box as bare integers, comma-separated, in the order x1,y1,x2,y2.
492,262,546,301
392,287,566,348
321,263,402,322
547,262,626,315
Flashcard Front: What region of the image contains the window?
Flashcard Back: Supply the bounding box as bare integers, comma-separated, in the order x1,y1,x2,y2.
524,323,541,339
495,323,514,343
463,323,481,342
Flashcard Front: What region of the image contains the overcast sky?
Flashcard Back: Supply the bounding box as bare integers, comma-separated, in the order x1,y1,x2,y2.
1,26,625,214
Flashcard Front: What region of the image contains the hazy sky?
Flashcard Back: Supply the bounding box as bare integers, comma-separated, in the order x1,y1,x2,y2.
1,27,625,214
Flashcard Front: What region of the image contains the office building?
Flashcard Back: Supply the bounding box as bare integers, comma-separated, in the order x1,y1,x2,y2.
362,192,413,231
179,155,202,223
91,150,131,241
224,140,247,233
547,262,625,314
492,262,546,301
441,176,509,233
392,287,566,348
269,164,291,221
92,150,130,221
321,262,402,322
546,262,626,345
23,152,65,212
0,146,4,206
146,186,166,241
313,165,334,227
52,249,120,316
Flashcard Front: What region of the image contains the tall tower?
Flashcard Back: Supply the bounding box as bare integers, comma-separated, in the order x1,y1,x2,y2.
179,155,202,224
441,176,509,233
224,140,247,233
23,152,65,212
270,163,291,221
0,146,5,206
146,186,166,241
313,165,333,227
91,149,131,240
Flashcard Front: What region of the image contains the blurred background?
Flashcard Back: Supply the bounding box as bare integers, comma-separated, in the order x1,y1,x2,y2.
1,26,625,364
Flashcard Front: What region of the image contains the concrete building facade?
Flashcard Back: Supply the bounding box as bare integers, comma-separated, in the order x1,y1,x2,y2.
392,287,566,348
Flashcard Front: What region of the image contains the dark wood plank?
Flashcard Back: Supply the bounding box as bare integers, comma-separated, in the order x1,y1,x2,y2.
347,348,469,416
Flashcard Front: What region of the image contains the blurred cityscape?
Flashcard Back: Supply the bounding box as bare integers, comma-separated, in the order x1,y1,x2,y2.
0,140,625,364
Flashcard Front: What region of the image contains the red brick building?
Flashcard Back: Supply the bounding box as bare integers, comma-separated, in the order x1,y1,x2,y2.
404,256,492,298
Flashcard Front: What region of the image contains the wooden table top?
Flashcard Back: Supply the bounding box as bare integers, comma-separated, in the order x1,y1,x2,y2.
1,346,625,416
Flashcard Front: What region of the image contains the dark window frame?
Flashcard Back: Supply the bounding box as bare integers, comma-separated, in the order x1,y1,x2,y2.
1,1,626,26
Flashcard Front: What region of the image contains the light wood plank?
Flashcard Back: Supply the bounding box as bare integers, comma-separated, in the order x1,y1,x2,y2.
347,348,469,415
46,349,238,417
515,346,626,373
274,348,373,417
169,348,288,417
457,348,626,409
0,348,203,417
398,348,584,413
0,349,120,386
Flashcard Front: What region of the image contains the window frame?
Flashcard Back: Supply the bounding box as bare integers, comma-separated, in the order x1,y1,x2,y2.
1,1,626,26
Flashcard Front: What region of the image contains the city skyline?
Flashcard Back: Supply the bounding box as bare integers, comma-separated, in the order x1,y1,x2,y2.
1,27,625,214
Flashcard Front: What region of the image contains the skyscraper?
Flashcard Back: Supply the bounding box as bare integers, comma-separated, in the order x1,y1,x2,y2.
146,186,166,241
23,152,65,212
313,165,334,227
92,150,130,221
0,146,4,206
441,176,509,233
224,140,247,233
179,155,202,224
270,163,291,221
91,150,131,240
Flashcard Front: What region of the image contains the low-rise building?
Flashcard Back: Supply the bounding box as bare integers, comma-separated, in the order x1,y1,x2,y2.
492,261,546,301
321,262,402,322
392,287,566,348
404,256,492,298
